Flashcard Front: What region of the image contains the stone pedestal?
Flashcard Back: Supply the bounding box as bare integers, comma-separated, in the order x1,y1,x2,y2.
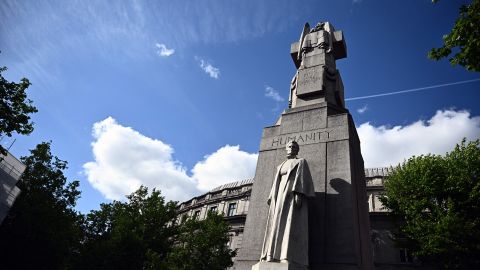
234,103,373,270
252,261,308,270
233,22,373,270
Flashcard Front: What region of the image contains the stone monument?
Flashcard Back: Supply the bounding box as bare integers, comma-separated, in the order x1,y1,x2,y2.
234,22,374,270
258,140,315,270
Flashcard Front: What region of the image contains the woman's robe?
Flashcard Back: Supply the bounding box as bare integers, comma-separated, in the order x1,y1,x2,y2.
260,158,315,266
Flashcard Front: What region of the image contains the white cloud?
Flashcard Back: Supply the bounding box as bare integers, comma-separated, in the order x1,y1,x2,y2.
357,105,368,114
83,117,196,201
83,110,480,201
265,86,285,102
198,59,220,79
155,43,175,57
358,109,480,168
192,145,258,191
84,117,258,201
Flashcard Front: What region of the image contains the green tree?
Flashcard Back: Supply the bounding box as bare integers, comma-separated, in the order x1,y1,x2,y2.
0,142,82,270
73,186,178,270
74,186,236,270
381,139,480,269
163,213,237,270
0,65,38,154
429,0,480,72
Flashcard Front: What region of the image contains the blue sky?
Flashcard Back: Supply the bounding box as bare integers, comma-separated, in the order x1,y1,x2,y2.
1,0,479,213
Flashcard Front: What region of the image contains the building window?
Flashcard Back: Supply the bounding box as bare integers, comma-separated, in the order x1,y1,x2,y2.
374,194,384,212
227,203,237,216
399,248,413,263
226,233,234,249
210,206,218,213
193,210,201,220
367,194,373,212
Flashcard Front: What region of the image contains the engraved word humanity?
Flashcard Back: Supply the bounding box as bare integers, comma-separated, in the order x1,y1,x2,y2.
259,125,349,151
272,130,329,146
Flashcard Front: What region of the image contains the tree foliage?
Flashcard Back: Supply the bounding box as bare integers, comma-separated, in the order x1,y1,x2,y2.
381,139,480,269
0,143,235,269
429,0,480,72
0,142,82,270
72,186,178,270
164,213,237,270
72,186,236,270
0,65,38,154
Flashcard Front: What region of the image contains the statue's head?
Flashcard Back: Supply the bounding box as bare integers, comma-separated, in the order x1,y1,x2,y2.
286,140,299,158
310,22,326,33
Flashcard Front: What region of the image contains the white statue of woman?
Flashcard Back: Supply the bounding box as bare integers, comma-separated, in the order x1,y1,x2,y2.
260,140,315,267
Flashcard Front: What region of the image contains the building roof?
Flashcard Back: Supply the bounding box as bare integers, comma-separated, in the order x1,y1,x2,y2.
178,178,254,208
364,167,393,177
209,178,254,192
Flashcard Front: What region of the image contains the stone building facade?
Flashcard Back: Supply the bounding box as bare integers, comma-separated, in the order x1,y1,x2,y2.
177,178,254,251
177,168,415,269
0,150,26,224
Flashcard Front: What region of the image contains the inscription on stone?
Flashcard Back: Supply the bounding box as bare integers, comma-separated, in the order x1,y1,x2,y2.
271,130,329,147
260,126,348,151
297,65,324,96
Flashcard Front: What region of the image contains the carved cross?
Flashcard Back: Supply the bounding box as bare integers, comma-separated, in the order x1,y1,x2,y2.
290,22,347,69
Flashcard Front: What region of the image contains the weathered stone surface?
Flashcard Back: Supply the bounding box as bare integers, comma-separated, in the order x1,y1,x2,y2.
235,106,373,270
279,111,305,134
260,141,315,266
234,21,373,270
237,149,280,262
296,65,325,97
332,31,347,60
302,107,327,131
288,22,346,110
259,125,348,152
290,31,346,62
252,261,308,270
301,53,329,69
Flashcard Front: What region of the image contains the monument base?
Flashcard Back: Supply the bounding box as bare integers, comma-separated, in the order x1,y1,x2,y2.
252,261,308,270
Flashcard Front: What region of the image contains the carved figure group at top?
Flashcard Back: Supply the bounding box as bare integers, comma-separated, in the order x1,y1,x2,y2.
288,21,346,109
299,22,334,67
289,22,337,108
